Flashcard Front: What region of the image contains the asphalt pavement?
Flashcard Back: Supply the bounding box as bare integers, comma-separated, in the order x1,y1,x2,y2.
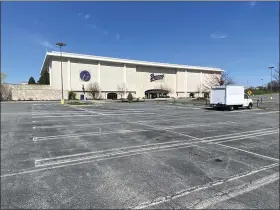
1,101,279,209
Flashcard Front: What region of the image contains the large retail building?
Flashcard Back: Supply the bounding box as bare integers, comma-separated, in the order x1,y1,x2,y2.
41,51,223,99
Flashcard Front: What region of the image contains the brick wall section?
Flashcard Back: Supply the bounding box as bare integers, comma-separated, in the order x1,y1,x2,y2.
9,85,68,100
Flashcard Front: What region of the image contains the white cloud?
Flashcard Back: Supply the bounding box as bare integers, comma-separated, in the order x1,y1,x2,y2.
84,14,90,20
249,1,256,7
116,33,120,40
78,12,83,16
102,30,108,35
88,24,97,29
40,41,57,50
210,32,228,39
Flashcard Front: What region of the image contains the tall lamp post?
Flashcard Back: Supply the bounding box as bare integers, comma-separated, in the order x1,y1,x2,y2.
56,42,66,104
268,66,274,99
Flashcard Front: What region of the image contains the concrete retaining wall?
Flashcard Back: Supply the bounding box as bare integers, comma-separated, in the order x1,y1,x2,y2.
9,85,68,101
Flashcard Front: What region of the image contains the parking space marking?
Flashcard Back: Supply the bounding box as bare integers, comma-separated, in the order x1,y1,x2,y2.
213,143,279,162
163,105,202,110
102,112,156,116
32,114,100,119
32,121,122,129
32,129,152,141
34,127,279,167
32,121,237,140
163,121,236,129
201,127,276,140
31,111,86,116
130,121,199,139
211,130,279,144
192,172,279,209
256,111,279,115
132,164,279,209
2,127,279,178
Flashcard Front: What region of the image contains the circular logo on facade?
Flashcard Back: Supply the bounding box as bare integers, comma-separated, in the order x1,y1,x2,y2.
80,70,91,82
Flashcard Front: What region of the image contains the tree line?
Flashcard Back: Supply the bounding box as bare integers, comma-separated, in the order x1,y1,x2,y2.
27,70,50,85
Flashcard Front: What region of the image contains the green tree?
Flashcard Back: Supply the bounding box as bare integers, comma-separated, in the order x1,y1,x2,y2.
37,71,50,85
127,92,133,102
28,77,36,84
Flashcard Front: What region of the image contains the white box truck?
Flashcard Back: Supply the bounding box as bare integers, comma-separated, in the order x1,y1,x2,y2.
210,85,253,111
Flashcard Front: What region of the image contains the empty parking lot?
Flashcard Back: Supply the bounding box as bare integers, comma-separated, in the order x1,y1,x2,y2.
1,101,279,209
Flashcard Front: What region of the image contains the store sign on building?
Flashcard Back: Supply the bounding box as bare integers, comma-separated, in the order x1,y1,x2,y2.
150,74,164,82
80,70,91,82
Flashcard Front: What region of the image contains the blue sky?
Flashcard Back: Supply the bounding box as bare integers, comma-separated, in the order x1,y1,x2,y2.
2,1,279,86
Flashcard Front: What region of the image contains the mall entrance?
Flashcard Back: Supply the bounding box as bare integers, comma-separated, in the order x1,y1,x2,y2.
144,89,169,99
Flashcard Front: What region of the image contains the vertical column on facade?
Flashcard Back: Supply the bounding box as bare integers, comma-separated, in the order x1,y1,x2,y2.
123,64,127,98
68,59,71,91
200,70,203,97
98,61,101,98
185,70,188,97
176,69,179,96
49,60,52,86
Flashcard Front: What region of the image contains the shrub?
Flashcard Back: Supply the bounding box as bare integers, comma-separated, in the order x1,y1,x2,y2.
127,93,133,102
204,92,209,99
68,91,76,100
189,93,194,98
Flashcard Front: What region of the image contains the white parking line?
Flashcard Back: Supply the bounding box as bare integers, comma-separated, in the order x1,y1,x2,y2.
164,121,236,129
213,143,279,162
32,121,122,129
102,112,155,116
32,114,98,119
192,172,279,209
32,129,152,141
132,164,279,209
34,127,279,167
2,128,278,178
256,111,279,115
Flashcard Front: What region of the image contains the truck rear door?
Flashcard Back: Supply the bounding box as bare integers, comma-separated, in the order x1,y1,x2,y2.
210,88,226,104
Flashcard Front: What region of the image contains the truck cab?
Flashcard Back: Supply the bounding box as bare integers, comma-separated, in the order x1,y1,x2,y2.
243,93,253,109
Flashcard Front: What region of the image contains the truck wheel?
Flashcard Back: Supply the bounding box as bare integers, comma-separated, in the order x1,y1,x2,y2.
228,106,234,111
247,103,253,109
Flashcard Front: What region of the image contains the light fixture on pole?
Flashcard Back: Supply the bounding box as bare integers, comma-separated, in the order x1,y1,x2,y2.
268,66,274,99
56,42,66,104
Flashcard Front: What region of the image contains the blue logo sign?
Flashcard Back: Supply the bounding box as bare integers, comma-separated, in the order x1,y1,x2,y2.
80,70,91,82
150,74,164,82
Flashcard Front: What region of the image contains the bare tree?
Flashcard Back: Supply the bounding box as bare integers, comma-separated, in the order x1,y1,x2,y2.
116,83,127,99
87,82,101,99
155,84,173,94
203,71,235,91
0,73,12,101
1,72,6,84
195,85,202,97
267,80,279,92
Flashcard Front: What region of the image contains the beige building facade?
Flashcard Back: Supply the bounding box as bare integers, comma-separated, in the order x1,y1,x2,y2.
41,51,223,99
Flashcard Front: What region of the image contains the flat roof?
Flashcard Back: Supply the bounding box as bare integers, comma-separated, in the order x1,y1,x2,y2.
41,51,224,74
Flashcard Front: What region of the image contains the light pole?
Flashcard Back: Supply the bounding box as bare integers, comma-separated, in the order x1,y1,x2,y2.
56,42,66,104
268,66,274,99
